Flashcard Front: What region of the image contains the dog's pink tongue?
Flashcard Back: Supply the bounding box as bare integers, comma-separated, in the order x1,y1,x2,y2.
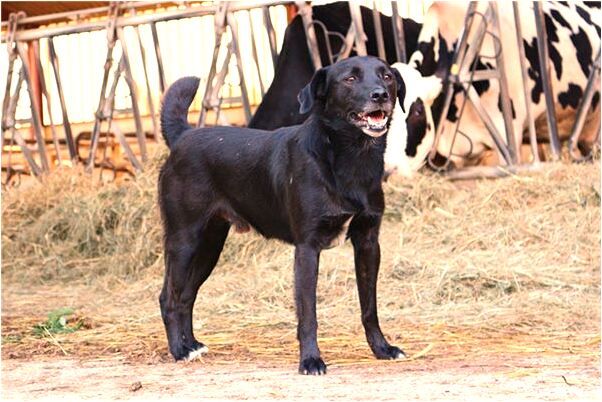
367,112,384,125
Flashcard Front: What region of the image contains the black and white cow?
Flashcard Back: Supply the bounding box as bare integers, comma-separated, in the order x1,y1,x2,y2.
384,1,601,176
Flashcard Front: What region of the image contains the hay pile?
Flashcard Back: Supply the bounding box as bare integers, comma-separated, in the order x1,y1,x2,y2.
1,152,600,365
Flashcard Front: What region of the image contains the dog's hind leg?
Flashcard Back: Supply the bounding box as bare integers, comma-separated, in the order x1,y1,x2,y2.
160,217,230,361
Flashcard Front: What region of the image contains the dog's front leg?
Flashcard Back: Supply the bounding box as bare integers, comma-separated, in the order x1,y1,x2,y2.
294,244,327,375
351,221,406,360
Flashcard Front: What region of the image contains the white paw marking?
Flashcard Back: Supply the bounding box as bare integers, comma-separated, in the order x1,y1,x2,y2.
185,345,209,361
395,350,407,360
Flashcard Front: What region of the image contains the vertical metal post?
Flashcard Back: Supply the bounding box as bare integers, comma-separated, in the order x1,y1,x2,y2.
103,58,143,172
48,37,77,161
2,55,17,133
348,3,367,56
227,11,252,124
490,3,517,164
198,49,222,127
131,8,159,142
116,26,147,162
296,1,322,70
198,5,227,128
32,40,62,166
5,71,43,176
87,49,113,171
533,2,561,159
371,2,386,60
390,1,406,63
262,6,278,69
512,2,539,163
428,2,479,167
569,48,600,161
87,3,119,172
16,42,50,173
248,10,266,97
150,22,166,93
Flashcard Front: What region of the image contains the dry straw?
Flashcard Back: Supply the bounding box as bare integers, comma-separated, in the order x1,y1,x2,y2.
1,151,600,366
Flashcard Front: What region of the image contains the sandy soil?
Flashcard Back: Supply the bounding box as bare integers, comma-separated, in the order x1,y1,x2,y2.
2,353,600,401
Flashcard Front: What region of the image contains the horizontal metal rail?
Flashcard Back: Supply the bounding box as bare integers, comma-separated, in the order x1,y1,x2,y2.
1,1,292,42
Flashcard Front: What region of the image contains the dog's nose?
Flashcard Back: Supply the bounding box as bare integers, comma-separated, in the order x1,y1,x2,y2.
370,88,389,103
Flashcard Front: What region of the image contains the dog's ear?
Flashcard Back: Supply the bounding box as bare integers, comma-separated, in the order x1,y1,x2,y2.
298,66,330,114
392,67,406,113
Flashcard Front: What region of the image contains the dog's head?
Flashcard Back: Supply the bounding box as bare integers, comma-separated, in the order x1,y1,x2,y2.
298,56,405,138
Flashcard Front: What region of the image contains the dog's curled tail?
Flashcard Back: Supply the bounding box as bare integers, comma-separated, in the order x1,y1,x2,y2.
160,76,200,149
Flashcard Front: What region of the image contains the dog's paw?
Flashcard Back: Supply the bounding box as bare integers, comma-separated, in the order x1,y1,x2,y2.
172,340,209,362
374,345,406,360
299,357,327,375
184,343,209,361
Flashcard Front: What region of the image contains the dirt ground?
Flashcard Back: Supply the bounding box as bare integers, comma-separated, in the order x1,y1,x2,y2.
1,353,599,401
2,162,600,400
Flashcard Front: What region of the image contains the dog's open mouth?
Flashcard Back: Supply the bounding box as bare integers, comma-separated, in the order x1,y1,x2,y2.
349,110,389,137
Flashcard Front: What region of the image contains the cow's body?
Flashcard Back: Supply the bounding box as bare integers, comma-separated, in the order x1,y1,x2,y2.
385,1,600,174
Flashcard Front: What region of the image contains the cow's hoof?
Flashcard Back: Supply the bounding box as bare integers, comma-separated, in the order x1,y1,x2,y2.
374,345,406,360
299,357,327,375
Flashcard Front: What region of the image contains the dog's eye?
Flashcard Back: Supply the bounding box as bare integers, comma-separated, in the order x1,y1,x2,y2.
383,73,392,81
344,76,356,83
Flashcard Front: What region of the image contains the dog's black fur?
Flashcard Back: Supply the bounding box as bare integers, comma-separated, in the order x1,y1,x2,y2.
158,56,406,375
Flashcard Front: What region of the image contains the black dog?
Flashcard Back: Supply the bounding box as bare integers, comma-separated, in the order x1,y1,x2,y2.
158,56,407,375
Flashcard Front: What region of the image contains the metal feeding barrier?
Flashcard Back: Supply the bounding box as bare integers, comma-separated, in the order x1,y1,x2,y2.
422,2,600,180
296,0,407,69
1,1,599,184
1,0,288,184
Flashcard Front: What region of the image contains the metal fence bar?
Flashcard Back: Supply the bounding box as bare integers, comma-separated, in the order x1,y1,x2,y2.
150,22,166,93
4,71,43,176
490,2,518,164
533,2,561,159
47,37,77,161
371,2,386,60
103,58,143,173
198,5,226,128
131,8,159,142
512,2,540,164
296,1,322,70
116,25,148,162
390,1,406,63
32,40,62,166
348,3,368,56
569,48,601,161
262,6,279,69
227,11,253,124
15,42,50,173
1,1,294,42
248,10,266,97
86,5,119,172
